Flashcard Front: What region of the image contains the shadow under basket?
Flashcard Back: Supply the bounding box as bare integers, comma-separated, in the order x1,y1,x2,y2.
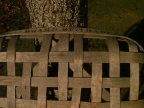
0,27,144,108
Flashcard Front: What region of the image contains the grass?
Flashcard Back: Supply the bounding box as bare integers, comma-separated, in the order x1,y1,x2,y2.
88,0,144,35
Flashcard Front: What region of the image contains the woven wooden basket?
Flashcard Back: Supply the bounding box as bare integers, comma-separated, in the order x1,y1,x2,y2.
0,27,144,108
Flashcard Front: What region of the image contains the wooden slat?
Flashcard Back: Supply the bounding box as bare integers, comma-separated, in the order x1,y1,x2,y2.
71,34,83,108
51,33,74,51
107,37,120,108
1,98,144,108
22,63,31,99
0,76,130,88
0,52,144,63
91,63,102,102
37,34,52,108
7,36,18,108
58,34,69,100
127,41,139,100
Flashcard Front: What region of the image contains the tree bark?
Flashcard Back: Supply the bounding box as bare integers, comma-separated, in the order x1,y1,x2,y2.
26,0,82,28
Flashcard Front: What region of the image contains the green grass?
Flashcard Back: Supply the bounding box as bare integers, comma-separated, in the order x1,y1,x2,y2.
88,0,144,35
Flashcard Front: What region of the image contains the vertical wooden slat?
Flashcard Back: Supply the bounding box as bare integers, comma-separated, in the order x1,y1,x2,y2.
91,63,102,102
71,34,83,108
22,63,32,99
37,34,52,108
58,34,69,100
127,41,139,100
107,37,120,108
7,36,18,108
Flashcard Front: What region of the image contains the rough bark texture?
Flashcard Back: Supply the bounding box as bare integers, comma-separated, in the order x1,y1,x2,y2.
26,0,82,28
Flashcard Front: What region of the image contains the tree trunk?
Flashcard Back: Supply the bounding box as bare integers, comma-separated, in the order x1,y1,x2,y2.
26,0,82,28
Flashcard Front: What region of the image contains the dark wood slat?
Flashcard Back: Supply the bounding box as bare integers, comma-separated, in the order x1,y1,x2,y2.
0,37,3,52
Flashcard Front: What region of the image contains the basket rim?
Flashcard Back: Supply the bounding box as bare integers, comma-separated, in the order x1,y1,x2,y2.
0,27,143,52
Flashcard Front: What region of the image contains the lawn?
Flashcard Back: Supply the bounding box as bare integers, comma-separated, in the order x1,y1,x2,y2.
88,0,144,35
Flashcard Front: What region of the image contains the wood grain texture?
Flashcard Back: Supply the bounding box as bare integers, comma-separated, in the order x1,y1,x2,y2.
0,52,144,63
71,34,83,108
127,40,139,100
7,36,18,108
22,63,31,99
0,29,143,108
0,76,130,88
91,63,102,102
107,37,120,108
0,98,144,108
37,34,52,108
58,34,69,100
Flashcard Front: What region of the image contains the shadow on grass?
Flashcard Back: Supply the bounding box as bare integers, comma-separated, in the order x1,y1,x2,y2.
124,19,144,99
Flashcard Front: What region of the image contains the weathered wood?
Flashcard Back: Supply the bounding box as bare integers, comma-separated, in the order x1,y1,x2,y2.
0,52,144,63
0,76,130,88
107,37,120,108
127,40,139,100
91,63,102,102
22,63,32,99
37,34,52,108
0,28,144,108
71,34,83,108
0,98,144,108
58,34,69,100
7,36,18,108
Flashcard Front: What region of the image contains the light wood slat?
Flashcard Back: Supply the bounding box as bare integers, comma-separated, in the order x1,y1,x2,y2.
0,52,144,63
48,100,144,108
38,34,52,76
107,37,120,108
37,34,52,108
0,76,130,88
71,34,83,108
6,36,18,108
58,34,69,100
127,41,139,100
51,33,74,51
16,63,32,99
1,98,143,108
7,36,17,75
22,63,31,99
91,63,102,102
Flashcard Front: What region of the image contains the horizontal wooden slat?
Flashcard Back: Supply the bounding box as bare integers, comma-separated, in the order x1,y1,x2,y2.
0,76,22,85
0,98,144,108
0,77,130,88
0,52,143,63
